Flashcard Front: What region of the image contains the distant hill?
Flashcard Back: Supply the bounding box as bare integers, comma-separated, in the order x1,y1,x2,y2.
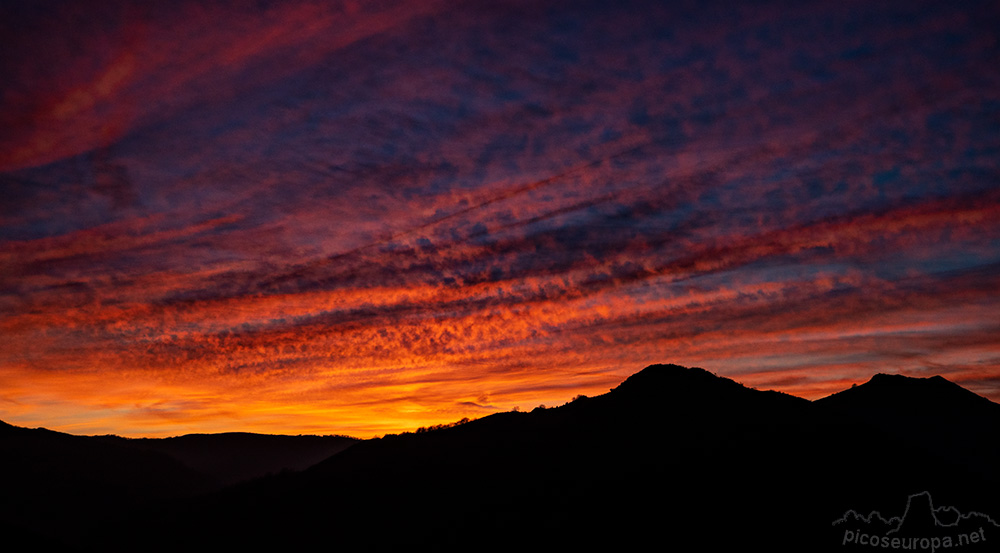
815,373,1000,483
2,364,998,552
816,372,1000,416
0,420,210,542
94,431,357,487
0,420,357,545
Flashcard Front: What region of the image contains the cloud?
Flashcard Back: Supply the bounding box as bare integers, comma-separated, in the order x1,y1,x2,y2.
0,0,446,172
2,0,999,437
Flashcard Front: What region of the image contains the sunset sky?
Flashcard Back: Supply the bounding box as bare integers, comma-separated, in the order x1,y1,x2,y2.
2,0,999,438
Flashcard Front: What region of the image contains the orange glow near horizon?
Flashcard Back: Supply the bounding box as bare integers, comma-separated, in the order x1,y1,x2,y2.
2,0,999,438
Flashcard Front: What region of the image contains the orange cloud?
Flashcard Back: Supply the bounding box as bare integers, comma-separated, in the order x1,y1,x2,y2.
2,0,998,438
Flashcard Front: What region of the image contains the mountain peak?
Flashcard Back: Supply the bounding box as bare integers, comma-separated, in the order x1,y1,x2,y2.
612,364,740,396
607,363,809,414
855,372,975,397
816,371,999,416
867,372,950,387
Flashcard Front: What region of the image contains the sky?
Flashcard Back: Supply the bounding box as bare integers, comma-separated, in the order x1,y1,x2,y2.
1,0,999,438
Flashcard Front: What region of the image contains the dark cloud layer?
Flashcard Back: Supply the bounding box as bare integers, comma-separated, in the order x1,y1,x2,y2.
2,0,998,436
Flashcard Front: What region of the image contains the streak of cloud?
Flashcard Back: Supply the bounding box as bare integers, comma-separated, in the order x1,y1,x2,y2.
2,0,998,437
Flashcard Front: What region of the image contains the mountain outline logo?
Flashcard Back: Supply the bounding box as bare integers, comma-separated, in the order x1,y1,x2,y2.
833,491,999,551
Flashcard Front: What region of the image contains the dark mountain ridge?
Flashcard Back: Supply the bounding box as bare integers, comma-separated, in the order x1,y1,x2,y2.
817,372,1000,415
816,372,1000,483
0,420,357,546
94,431,357,486
2,364,998,552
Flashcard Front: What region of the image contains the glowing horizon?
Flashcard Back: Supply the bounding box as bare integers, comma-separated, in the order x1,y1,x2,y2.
2,0,999,438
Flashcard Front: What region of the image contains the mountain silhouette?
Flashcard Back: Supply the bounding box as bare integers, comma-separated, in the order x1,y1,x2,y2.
0,420,356,545
0,420,211,542
2,364,998,552
94,431,357,486
817,373,1000,416
816,373,1000,483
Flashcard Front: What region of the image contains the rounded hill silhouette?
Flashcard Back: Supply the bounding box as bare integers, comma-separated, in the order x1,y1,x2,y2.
818,373,999,416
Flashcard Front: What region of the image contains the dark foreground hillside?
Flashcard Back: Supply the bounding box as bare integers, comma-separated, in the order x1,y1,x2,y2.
0,420,356,547
3,364,999,552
